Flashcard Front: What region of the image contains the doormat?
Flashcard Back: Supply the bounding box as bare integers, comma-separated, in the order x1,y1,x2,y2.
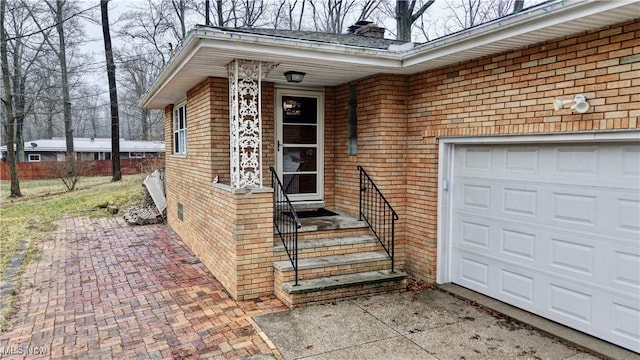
284,208,338,219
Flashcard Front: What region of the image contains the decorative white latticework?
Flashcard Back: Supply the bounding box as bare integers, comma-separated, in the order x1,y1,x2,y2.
228,60,277,188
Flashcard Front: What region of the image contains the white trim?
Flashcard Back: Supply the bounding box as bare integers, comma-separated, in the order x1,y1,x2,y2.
275,88,325,202
436,130,640,284
173,101,187,155
438,130,640,145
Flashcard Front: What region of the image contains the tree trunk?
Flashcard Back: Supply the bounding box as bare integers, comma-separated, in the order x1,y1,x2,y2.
217,0,223,26
396,0,435,42
54,0,75,175
46,102,54,138
396,0,412,42
101,0,121,181
513,0,524,13
0,0,22,197
12,39,25,162
141,108,149,141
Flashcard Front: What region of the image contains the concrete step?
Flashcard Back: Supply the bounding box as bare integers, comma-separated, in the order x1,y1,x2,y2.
274,234,378,253
275,270,407,308
282,270,407,294
273,251,389,272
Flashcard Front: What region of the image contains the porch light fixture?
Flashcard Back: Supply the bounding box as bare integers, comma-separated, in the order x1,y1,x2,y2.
553,94,590,114
284,71,306,83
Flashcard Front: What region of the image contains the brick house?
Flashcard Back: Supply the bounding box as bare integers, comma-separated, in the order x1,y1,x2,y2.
142,1,640,351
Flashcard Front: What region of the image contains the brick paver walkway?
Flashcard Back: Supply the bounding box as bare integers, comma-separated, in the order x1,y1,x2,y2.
1,217,287,359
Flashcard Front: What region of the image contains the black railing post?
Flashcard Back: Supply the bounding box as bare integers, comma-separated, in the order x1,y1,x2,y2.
357,165,397,274
270,167,301,286
358,166,363,221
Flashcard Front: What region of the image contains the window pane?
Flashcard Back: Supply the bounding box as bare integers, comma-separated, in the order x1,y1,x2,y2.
283,124,317,144
174,132,180,153
282,174,317,194
283,96,317,124
180,131,186,153
283,147,317,172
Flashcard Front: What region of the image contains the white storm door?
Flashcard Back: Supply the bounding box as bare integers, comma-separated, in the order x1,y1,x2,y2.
276,89,324,202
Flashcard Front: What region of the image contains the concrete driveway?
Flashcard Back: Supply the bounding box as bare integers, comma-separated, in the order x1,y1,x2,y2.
0,217,286,359
253,289,603,360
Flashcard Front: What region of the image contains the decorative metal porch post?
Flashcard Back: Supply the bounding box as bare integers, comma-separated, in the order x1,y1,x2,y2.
227,59,277,189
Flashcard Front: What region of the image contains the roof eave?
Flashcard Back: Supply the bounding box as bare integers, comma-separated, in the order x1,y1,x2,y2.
141,0,640,109
401,0,639,71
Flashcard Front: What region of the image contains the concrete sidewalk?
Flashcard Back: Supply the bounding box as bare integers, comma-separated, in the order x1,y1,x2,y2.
253,289,605,360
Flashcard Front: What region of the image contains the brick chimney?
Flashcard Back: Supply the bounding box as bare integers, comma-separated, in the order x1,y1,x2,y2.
347,20,385,39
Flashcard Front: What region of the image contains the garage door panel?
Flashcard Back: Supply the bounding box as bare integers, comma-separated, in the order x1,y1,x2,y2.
549,237,595,276
505,146,540,173
611,302,640,344
612,197,640,238
620,145,640,178
458,256,490,288
554,145,600,176
455,144,640,188
612,249,640,292
548,283,593,325
503,188,538,217
450,142,640,351
500,268,535,304
501,228,536,261
455,180,637,241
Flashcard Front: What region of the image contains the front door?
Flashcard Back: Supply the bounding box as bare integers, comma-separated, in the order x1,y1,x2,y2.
276,89,324,202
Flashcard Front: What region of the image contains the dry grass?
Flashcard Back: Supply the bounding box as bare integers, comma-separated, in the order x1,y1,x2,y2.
0,175,147,275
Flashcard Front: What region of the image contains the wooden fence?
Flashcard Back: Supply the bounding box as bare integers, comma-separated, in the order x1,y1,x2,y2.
0,158,165,180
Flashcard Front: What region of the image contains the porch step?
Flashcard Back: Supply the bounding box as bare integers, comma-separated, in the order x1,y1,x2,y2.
274,251,389,272
279,270,407,308
282,270,407,294
274,235,379,260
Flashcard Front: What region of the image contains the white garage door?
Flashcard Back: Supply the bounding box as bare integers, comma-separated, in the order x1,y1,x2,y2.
450,142,640,351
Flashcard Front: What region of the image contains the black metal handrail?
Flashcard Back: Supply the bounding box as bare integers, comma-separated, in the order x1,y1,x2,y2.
270,167,301,285
357,165,398,272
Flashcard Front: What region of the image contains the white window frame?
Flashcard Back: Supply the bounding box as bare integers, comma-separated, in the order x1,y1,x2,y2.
28,154,41,162
129,152,145,159
173,102,187,155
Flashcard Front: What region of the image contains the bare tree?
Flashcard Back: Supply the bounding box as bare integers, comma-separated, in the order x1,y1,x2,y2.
238,0,266,27
118,0,173,64
308,0,359,33
266,0,306,30
116,47,163,141
395,0,435,41
6,1,51,162
48,0,75,167
356,0,380,21
1,0,22,197
72,86,107,138
442,0,518,33
101,0,121,181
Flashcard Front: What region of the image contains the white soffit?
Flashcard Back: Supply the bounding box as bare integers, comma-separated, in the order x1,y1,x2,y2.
141,0,640,109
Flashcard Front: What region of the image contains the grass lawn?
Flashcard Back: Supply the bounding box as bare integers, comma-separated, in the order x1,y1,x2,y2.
0,175,147,275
